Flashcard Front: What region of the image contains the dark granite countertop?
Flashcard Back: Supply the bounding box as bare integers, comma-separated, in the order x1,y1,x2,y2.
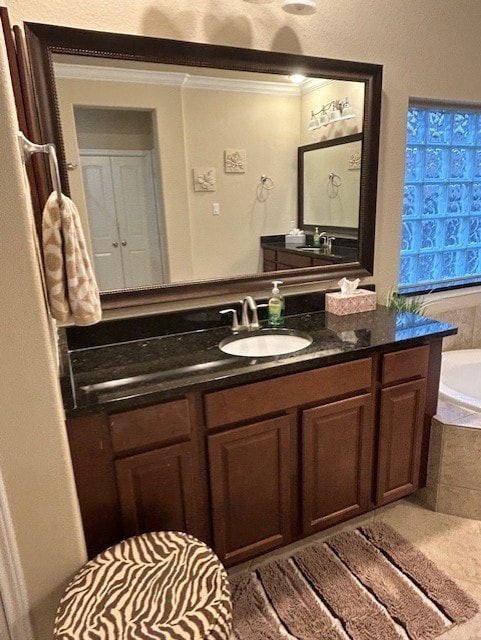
63,306,456,417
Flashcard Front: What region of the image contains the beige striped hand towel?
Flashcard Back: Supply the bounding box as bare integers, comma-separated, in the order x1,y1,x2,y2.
42,192,102,326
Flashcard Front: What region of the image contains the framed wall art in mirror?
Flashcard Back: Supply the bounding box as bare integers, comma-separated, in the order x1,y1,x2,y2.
23,22,382,308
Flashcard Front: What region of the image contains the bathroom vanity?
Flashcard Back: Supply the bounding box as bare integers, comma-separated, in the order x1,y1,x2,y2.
62,303,456,565
261,236,358,271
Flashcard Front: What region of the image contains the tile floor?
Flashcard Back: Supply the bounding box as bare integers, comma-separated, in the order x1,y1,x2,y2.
228,494,481,639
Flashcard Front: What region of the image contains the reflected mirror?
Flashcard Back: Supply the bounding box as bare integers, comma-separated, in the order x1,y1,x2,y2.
25,23,382,306
299,133,362,233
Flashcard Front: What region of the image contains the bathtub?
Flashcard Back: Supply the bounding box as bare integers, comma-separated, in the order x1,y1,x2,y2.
439,349,481,412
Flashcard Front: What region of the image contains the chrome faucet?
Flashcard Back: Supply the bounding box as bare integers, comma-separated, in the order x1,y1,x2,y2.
242,296,261,330
220,296,264,333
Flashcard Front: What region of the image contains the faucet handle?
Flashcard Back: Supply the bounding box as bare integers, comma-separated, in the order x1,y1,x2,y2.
219,308,240,333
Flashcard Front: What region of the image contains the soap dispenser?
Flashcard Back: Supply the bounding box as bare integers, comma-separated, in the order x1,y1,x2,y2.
268,280,285,327
313,227,321,247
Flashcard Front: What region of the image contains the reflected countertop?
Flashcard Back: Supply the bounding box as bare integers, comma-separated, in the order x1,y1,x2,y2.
261,236,358,263
62,306,457,417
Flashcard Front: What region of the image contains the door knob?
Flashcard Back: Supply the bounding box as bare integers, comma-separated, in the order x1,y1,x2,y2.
112,242,119,247
121,241,127,246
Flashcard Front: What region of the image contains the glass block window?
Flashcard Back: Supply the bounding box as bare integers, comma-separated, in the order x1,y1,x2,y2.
399,102,481,293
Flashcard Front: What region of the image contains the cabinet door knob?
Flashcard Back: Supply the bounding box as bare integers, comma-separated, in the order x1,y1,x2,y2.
112,242,119,248
121,241,127,246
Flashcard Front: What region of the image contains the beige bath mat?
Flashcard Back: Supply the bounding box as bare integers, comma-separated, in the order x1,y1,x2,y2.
230,521,479,640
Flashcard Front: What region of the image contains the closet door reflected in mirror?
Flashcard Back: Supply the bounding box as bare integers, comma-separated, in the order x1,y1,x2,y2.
80,150,166,290
74,107,167,290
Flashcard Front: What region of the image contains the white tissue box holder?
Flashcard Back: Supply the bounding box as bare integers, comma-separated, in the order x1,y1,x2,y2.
325,289,377,315
285,234,306,245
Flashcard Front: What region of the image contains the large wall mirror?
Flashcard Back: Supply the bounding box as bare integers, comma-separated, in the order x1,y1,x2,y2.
24,22,382,308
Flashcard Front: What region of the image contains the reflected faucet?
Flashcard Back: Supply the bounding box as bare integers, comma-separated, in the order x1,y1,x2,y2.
319,232,336,251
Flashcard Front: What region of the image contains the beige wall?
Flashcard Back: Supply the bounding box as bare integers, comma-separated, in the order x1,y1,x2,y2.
0,29,85,640
75,108,154,151
184,88,299,279
3,1,481,638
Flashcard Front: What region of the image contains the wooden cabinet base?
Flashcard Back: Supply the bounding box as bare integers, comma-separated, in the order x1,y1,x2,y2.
208,415,294,566
66,343,438,564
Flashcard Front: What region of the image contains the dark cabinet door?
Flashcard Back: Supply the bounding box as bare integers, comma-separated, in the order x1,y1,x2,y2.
115,442,202,539
302,394,373,535
208,415,293,566
376,379,427,505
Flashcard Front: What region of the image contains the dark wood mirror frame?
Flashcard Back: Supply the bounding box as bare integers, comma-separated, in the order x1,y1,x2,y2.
24,21,382,309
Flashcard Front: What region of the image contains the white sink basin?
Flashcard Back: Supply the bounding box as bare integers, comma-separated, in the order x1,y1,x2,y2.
219,329,313,358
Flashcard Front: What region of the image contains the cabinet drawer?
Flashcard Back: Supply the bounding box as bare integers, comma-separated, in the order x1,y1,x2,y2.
312,257,332,266
381,345,429,385
204,358,372,428
109,399,191,454
278,252,312,268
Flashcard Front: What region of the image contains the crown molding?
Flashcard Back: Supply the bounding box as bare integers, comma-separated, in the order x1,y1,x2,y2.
54,62,331,96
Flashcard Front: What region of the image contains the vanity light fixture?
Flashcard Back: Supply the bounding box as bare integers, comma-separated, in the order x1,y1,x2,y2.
243,0,317,14
289,73,307,83
308,98,356,131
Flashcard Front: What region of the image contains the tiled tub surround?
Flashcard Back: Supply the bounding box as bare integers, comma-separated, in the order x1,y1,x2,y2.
424,399,481,520
421,301,481,522
428,304,481,351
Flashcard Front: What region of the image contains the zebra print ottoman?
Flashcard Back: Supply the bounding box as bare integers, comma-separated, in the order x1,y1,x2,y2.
53,531,232,639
